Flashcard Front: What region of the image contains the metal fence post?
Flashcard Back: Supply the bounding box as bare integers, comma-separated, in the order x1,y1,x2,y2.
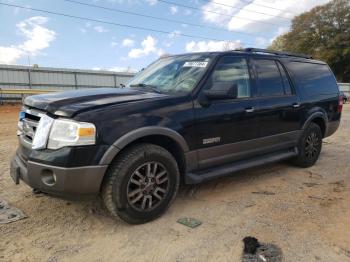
114,74,117,88
74,72,78,89
28,68,32,89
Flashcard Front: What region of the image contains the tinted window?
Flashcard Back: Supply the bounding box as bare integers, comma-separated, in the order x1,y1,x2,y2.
255,59,284,97
277,62,292,95
286,62,338,96
205,57,251,98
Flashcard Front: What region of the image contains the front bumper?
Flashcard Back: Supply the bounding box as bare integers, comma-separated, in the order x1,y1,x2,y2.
10,151,108,197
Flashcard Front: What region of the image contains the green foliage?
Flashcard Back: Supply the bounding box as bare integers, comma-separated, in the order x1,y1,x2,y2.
268,0,350,82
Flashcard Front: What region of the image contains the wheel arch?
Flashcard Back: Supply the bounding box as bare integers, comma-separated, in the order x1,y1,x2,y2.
99,127,190,174
302,112,328,138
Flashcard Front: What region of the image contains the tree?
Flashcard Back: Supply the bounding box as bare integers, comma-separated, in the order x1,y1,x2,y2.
269,0,350,82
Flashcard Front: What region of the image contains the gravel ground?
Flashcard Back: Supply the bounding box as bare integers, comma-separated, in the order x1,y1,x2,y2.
0,104,349,262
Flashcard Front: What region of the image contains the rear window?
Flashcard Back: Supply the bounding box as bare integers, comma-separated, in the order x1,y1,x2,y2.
286,62,338,96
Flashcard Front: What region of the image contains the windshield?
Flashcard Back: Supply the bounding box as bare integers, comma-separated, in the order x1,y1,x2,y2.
127,54,212,94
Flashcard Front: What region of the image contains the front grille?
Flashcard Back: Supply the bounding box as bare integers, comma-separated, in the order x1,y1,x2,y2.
18,107,45,143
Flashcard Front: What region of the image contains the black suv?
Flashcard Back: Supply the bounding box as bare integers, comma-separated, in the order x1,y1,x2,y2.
11,48,342,224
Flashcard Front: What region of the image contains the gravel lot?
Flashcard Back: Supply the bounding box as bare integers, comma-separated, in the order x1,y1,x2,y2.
0,104,350,262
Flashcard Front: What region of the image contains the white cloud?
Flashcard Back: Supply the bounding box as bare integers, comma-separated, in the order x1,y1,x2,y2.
185,40,242,52
108,66,138,73
202,0,331,33
202,0,239,26
94,25,109,33
0,47,23,64
269,26,289,43
122,38,135,47
17,17,56,55
92,66,138,73
128,36,163,58
170,5,178,14
146,0,157,5
0,16,56,64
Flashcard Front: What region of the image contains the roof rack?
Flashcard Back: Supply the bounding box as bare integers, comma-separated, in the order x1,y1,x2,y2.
237,48,312,59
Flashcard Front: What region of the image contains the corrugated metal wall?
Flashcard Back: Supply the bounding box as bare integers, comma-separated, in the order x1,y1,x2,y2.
338,83,350,95
0,64,136,100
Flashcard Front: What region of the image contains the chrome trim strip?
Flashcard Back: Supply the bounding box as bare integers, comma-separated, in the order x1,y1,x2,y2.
23,118,38,127
25,108,45,118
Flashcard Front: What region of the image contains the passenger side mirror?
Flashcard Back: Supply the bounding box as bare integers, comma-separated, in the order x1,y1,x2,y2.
204,83,238,100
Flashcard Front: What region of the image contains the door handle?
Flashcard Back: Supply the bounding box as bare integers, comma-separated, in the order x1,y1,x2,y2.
292,103,300,108
245,107,255,113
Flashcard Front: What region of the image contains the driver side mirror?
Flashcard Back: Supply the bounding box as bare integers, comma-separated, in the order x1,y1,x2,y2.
203,83,238,100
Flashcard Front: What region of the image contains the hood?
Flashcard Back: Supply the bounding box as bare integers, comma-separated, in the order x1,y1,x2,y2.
24,88,166,117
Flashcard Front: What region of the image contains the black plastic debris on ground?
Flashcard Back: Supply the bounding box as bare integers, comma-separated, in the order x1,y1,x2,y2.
242,236,283,262
0,199,27,224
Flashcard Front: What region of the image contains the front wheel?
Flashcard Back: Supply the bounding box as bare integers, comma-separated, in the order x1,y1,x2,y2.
102,143,180,224
292,122,323,168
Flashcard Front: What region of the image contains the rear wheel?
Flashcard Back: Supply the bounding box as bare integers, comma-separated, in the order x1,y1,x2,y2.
292,122,323,168
102,143,180,224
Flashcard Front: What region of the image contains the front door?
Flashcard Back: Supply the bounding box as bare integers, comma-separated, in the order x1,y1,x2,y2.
194,56,259,169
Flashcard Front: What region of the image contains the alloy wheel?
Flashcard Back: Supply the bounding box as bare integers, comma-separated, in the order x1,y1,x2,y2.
305,132,320,159
127,162,169,211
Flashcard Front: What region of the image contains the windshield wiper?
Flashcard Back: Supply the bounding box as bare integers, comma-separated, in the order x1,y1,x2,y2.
129,83,162,94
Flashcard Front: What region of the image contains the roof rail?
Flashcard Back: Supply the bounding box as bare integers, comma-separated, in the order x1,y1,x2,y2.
238,48,312,59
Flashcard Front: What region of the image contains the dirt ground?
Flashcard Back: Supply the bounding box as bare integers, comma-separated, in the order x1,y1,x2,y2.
0,104,349,262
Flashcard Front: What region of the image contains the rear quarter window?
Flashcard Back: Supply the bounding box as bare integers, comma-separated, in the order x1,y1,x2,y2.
285,61,339,96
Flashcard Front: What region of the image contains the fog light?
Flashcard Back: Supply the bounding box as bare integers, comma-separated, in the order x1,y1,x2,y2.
41,169,56,186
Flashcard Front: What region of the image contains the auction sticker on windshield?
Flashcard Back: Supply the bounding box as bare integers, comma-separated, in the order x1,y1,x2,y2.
183,61,208,68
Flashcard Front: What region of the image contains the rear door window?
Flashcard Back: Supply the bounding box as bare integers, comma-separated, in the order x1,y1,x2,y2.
254,59,285,97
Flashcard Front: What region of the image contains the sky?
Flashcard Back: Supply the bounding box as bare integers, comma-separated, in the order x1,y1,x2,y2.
0,0,331,72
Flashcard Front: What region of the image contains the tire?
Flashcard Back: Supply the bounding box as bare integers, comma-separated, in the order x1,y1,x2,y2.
102,143,180,224
292,122,323,168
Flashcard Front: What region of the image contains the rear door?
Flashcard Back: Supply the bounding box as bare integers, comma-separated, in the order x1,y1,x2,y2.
252,58,302,148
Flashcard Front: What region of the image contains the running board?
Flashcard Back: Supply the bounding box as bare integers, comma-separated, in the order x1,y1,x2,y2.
185,148,298,184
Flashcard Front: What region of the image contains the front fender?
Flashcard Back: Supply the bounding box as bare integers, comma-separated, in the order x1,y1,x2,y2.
99,126,190,165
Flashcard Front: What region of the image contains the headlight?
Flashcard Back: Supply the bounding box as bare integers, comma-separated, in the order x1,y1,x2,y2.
32,115,55,150
47,119,96,150
32,117,96,150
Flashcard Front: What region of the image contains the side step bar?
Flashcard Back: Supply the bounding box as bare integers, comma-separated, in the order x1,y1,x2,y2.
185,148,298,184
